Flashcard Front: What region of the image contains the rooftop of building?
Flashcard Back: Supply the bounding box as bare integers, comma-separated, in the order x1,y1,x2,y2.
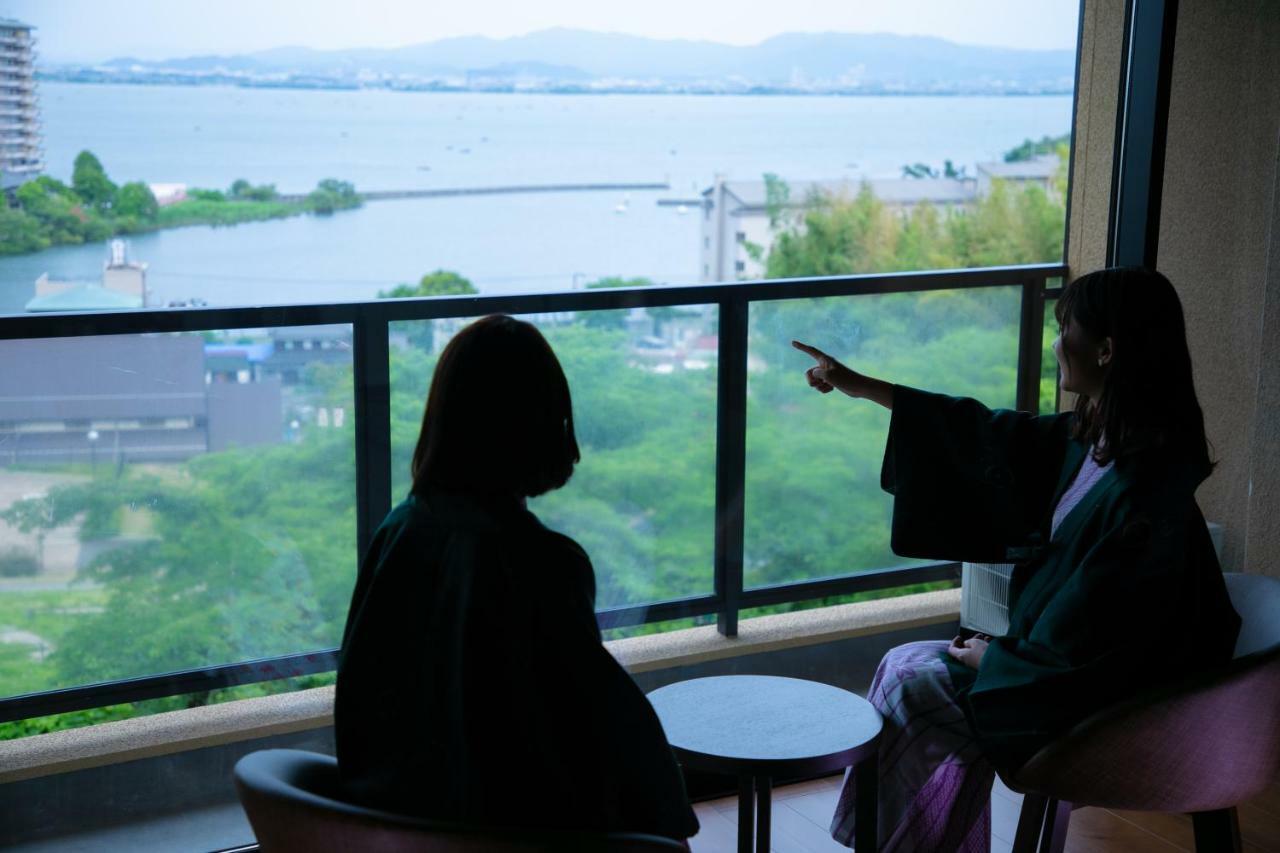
24,284,143,313
713,176,977,212
204,342,276,363
975,154,1061,179
270,325,352,341
707,152,1062,213
0,18,35,32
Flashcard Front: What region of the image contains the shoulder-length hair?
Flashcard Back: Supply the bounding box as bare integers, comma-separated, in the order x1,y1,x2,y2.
1055,267,1213,473
410,314,580,498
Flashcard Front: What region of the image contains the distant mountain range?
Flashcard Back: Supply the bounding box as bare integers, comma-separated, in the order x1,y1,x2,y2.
48,29,1076,95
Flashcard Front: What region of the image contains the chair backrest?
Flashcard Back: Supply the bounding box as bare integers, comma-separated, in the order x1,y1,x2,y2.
1012,572,1280,813
233,749,687,853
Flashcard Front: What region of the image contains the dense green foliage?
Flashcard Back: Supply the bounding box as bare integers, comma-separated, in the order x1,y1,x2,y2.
0,152,362,255
154,197,302,229
229,178,279,202
763,169,1066,278
307,179,362,214
900,159,968,179
0,146,1068,738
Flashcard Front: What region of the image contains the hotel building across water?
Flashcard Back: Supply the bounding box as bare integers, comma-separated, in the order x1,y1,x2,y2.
0,17,41,191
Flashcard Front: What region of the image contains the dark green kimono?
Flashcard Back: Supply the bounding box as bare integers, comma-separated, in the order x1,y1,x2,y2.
881,386,1241,771
335,488,699,840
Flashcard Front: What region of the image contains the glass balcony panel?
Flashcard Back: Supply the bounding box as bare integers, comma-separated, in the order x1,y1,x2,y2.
390,307,718,610
743,285,1022,589
0,326,356,699
1042,295,1062,415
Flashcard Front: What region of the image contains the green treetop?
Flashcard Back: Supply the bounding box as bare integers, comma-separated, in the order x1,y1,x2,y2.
71,151,118,213
381,270,479,299
380,271,480,352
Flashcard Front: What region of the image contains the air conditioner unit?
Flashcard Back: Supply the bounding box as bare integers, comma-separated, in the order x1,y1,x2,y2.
959,562,1015,636
959,521,1226,637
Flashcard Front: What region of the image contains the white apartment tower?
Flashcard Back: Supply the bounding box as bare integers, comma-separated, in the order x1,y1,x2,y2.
0,18,41,190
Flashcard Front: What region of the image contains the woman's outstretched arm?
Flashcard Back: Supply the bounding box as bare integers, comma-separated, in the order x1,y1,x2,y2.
792,339,895,410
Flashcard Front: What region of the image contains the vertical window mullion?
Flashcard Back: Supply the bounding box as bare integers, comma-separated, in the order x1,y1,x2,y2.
714,299,749,636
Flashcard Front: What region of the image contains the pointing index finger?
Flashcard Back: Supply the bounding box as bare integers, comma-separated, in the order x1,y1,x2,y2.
791,340,827,361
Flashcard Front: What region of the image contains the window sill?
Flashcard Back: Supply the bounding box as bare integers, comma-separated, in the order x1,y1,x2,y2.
0,588,959,785
608,587,960,673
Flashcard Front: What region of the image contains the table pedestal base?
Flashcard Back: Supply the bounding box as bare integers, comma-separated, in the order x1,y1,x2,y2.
736,774,771,853
733,756,878,853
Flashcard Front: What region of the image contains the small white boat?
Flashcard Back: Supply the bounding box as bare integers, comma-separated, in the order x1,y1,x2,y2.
676,205,689,215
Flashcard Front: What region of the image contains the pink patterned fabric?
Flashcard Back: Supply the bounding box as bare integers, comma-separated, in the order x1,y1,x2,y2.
1050,448,1113,538
830,641,993,851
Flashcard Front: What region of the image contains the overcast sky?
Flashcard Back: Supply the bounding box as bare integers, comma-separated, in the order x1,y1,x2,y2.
4,0,1081,63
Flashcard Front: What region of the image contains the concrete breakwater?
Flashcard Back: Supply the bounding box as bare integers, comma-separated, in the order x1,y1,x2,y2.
277,182,670,203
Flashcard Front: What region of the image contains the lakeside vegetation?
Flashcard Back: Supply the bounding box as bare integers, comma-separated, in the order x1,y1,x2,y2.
0,134,1067,739
0,151,362,256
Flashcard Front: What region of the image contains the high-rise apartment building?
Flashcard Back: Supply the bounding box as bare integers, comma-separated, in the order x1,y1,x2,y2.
0,18,41,190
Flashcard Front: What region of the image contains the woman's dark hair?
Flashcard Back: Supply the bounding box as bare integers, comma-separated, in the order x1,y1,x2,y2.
410,314,580,498
1055,267,1213,472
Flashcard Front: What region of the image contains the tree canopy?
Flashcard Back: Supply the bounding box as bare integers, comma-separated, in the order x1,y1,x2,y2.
71,150,118,213
380,270,479,299
1,155,362,256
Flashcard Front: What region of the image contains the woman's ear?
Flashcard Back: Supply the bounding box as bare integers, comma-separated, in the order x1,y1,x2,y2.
1097,336,1114,368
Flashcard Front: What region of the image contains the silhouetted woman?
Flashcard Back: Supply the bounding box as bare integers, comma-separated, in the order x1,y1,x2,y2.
336,314,698,842
794,268,1239,851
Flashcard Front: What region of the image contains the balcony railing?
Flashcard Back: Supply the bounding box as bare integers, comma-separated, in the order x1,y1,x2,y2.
0,264,1064,724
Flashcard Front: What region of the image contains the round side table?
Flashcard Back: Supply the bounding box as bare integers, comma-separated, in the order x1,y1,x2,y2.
648,675,882,853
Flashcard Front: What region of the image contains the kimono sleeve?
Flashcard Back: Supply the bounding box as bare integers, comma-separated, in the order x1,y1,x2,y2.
881,385,1072,563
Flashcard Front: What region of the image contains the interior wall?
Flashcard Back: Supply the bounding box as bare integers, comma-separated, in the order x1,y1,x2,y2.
1247,148,1280,576
1066,0,1126,277
1157,0,1280,574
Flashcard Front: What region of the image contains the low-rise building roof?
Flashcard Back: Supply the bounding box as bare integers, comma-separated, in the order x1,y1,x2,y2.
976,154,1060,180
713,177,976,212
25,285,143,313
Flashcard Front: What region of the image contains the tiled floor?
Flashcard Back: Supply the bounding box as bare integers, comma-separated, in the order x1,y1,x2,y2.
689,775,1280,852
4,802,252,853
8,773,1277,851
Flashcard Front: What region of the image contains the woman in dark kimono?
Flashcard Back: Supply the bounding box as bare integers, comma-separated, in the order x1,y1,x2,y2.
335,315,698,842
794,267,1240,851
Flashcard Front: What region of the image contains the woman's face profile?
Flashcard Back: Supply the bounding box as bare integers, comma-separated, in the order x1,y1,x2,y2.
1053,316,1109,398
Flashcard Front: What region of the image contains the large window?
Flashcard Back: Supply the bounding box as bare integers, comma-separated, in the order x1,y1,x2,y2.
0,0,1081,733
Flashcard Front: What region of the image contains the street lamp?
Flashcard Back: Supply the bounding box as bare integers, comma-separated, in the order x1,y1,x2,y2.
86,429,99,474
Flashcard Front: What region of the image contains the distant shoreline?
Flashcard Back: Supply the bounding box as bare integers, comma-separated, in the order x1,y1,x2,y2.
35,71,1073,98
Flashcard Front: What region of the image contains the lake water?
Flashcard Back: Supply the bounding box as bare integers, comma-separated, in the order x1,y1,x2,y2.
0,83,1072,313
